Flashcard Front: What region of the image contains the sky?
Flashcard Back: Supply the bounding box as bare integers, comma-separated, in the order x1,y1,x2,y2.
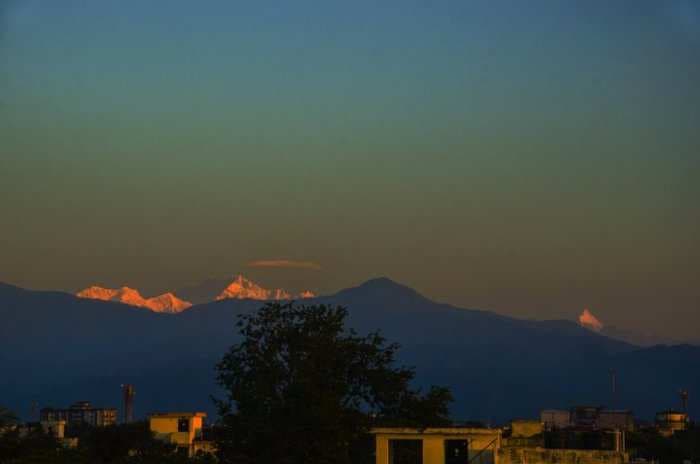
1,0,699,340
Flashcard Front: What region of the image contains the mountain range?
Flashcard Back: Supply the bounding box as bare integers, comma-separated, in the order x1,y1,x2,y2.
1,278,697,424
75,275,315,313
76,286,192,313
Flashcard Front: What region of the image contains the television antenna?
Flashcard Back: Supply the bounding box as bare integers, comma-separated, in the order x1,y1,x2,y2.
680,389,688,413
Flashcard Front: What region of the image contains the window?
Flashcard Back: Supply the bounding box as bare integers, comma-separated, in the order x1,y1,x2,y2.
389,439,422,464
178,418,189,432
445,440,469,464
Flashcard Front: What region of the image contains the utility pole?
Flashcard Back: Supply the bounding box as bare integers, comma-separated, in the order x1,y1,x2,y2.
30,401,38,422
680,389,688,413
609,369,616,409
121,384,135,424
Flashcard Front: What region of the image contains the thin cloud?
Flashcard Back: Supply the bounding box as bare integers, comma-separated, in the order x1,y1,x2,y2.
247,260,321,271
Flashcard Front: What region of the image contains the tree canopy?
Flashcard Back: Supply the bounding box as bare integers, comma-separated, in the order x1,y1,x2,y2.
215,302,452,464
0,407,18,428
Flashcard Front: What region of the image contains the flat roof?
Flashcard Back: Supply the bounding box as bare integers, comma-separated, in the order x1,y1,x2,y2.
41,407,117,412
371,427,501,436
149,412,207,418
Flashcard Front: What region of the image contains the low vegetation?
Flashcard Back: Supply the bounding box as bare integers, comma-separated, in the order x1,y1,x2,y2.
628,428,700,464
0,421,214,463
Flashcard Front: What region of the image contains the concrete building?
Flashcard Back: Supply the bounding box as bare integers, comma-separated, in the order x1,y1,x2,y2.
499,446,627,464
655,410,689,437
541,407,635,432
510,421,542,438
40,419,66,439
598,410,635,432
372,427,502,464
39,419,78,448
504,420,545,448
149,412,214,457
373,421,628,464
541,410,571,430
570,406,602,429
40,401,117,428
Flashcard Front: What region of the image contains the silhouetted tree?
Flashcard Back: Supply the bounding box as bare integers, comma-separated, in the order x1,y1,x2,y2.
627,428,700,464
215,302,452,464
0,424,76,464
0,406,18,428
78,421,175,462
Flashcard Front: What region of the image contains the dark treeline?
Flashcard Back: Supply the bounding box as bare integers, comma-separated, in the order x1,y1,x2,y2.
0,421,215,464
627,428,700,464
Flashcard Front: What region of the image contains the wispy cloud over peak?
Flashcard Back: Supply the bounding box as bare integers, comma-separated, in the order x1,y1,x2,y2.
247,259,321,271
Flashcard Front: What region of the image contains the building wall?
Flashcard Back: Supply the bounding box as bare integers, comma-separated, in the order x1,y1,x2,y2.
598,411,635,432
150,417,180,435
96,409,117,427
511,421,543,438
498,447,628,464
656,411,689,436
191,416,203,439
422,436,444,463
40,406,116,427
373,427,631,464
149,414,206,455
40,420,65,439
541,410,571,429
373,428,501,464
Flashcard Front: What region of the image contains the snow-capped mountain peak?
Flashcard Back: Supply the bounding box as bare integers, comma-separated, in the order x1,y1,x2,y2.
578,308,604,332
214,275,315,301
76,286,192,313
215,275,273,301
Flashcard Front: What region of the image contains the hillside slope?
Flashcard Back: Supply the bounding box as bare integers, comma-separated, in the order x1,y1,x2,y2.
0,279,696,423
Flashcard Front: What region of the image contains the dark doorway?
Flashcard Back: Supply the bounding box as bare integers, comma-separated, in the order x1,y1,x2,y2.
445,439,469,464
177,417,189,432
389,439,423,464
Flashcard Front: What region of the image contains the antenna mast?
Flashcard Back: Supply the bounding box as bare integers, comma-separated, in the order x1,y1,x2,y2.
680,389,688,413
609,369,616,408
121,384,135,424
30,401,38,422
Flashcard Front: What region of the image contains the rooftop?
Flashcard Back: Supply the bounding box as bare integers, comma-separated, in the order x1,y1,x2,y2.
371,427,500,435
149,412,207,418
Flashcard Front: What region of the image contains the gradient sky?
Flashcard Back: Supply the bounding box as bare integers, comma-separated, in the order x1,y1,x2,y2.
1,0,699,339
